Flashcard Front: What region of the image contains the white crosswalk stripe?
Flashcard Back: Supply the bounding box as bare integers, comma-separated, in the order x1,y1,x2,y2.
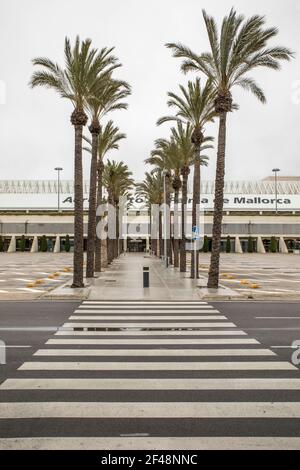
34,348,275,357
0,299,299,450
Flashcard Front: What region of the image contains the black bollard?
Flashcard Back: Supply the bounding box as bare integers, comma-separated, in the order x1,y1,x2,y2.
143,266,150,288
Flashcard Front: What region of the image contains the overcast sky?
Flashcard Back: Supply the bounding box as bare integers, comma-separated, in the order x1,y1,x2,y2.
0,0,299,183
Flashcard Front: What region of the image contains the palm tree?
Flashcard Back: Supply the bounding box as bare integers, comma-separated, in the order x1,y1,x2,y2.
30,36,106,288
85,74,130,278
157,78,215,278
166,9,293,287
102,160,134,263
136,172,164,257
84,121,126,272
170,123,195,272
145,138,176,265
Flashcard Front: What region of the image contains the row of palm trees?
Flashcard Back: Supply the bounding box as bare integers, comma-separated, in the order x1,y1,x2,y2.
30,37,132,287
30,8,293,289
140,8,293,287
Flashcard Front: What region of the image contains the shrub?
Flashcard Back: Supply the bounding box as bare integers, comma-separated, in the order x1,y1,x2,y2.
248,236,254,253
203,235,209,253
20,235,26,252
40,235,48,252
65,234,70,252
270,236,277,253
226,236,231,253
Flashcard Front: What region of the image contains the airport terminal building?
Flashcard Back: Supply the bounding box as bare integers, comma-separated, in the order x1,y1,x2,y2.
0,177,299,254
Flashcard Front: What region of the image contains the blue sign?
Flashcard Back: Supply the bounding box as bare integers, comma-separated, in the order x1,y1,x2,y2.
192,226,200,240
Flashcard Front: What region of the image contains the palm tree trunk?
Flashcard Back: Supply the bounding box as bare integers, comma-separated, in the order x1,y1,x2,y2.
191,150,201,279
86,123,99,278
95,161,103,272
107,192,114,264
71,110,86,288
166,176,172,265
208,112,227,288
173,188,180,268
180,168,189,272
114,202,119,259
159,211,163,257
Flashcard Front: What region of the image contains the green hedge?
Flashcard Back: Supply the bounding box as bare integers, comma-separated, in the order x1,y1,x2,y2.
226,236,231,253
40,235,48,252
270,236,278,253
65,234,70,252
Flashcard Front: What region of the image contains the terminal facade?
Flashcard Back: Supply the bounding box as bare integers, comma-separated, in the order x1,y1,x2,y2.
0,177,299,254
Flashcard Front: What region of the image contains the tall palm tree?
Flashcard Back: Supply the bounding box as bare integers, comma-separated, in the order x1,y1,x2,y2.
84,121,126,272
85,75,130,278
145,138,176,265
157,78,215,278
166,9,293,287
102,160,134,263
30,36,106,288
170,123,195,272
136,172,164,257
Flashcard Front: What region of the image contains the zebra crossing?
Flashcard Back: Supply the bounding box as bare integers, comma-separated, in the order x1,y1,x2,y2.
0,300,300,449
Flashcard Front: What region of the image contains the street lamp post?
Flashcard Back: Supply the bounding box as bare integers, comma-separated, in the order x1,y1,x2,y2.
272,168,280,214
162,169,168,268
54,167,63,212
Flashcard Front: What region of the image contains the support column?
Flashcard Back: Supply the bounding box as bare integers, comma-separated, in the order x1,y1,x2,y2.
7,235,16,253
235,236,243,254
53,235,60,253
279,236,288,254
257,236,266,254
146,236,150,253
30,236,38,253
123,235,127,252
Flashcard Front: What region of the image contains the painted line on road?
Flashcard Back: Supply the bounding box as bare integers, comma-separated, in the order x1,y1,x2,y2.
48,338,257,345
2,377,299,391
1,436,300,450
78,304,214,311
69,315,225,320
1,401,300,418
83,301,208,305
54,330,248,337
62,322,236,329
76,309,219,314
255,317,300,320
18,361,296,371
34,348,275,357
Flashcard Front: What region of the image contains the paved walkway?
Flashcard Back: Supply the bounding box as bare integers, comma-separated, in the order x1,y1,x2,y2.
88,253,236,301
88,253,201,300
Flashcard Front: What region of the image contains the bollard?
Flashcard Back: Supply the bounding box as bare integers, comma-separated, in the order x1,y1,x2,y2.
143,266,150,288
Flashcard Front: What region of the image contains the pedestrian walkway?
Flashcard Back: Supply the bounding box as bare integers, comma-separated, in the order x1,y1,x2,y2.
88,253,237,300
0,299,300,449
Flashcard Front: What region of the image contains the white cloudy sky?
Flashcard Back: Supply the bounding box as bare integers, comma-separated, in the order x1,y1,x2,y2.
0,0,299,183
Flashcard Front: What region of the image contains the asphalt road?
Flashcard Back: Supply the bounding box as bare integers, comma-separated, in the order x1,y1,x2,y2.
0,301,80,382
0,300,299,450
211,302,300,363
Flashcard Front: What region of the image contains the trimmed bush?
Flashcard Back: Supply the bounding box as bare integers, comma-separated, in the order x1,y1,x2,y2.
40,235,48,252
20,235,26,252
226,236,231,253
203,235,209,253
270,236,278,253
248,236,254,253
65,234,70,252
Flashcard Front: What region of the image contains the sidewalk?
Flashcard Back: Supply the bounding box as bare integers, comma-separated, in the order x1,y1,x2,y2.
87,253,239,301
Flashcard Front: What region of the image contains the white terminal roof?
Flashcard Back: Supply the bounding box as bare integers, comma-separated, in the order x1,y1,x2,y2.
0,179,299,195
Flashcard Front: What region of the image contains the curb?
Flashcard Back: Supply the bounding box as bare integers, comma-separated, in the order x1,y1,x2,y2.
42,279,92,300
